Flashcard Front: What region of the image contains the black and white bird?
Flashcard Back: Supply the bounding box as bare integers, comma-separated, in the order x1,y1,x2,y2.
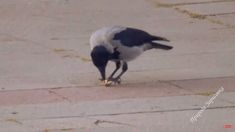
90,26,173,85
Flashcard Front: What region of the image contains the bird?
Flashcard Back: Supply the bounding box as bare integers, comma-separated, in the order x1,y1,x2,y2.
90,26,173,85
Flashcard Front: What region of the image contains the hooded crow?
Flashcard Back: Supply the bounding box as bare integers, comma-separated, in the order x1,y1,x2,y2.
90,26,173,85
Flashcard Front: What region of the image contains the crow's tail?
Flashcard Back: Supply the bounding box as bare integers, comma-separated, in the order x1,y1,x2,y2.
151,35,170,42
150,42,173,50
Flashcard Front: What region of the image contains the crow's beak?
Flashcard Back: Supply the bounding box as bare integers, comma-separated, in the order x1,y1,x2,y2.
98,66,106,81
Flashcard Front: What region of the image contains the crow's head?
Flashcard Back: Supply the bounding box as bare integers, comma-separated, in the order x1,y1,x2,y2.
90,45,111,81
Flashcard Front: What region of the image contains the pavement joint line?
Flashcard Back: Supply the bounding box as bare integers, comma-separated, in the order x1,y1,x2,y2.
0,85,98,93
164,76,235,82
163,81,235,95
153,0,235,7
204,12,235,16
43,128,76,132
0,76,234,92
15,105,235,121
173,7,232,27
153,1,234,28
212,26,235,30
219,98,235,105
143,50,235,57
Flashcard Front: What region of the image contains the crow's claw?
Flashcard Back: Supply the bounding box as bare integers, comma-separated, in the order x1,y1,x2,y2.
108,77,121,84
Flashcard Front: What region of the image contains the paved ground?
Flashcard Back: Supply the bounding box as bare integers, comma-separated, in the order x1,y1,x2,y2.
0,0,235,131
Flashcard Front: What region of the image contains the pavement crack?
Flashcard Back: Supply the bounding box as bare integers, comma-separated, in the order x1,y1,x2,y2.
47,89,71,103
175,8,234,28
94,119,136,127
174,7,206,20
163,81,184,89
5,118,23,125
53,48,91,62
153,1,234,28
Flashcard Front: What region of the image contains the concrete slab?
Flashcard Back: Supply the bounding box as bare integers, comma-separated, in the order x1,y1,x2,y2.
0,92,234,132
0,91,234,120
0,0,175,90
1,77,234,106
1,108,234,132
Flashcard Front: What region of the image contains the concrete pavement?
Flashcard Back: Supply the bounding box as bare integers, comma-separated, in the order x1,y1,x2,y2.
0,82,234,131
0,0,235,131
1,0,235,90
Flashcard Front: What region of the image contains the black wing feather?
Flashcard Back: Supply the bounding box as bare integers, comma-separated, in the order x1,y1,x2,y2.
113,27,169,47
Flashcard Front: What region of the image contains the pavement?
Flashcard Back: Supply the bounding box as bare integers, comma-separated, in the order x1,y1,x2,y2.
0,0,235,131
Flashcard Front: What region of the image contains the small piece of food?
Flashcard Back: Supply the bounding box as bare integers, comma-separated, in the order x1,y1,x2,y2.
104,80,112,87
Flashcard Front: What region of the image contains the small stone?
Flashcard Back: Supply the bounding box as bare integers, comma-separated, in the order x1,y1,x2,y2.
11,112,18,115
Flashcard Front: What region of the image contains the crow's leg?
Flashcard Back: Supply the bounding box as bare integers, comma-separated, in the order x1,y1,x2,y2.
108,61,121,80
109,61,128,84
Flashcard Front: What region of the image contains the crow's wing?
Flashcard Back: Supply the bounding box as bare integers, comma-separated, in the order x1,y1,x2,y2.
113,27,169,47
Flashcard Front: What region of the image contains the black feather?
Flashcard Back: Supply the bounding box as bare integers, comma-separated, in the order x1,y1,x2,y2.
113,28,157,47
150,42,173,50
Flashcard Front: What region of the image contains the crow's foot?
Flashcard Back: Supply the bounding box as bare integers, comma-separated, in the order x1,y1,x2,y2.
108,77,121,84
